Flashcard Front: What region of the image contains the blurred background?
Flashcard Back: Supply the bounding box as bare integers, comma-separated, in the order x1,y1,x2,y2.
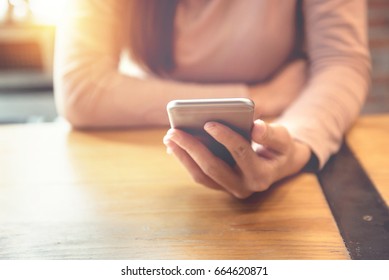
0,0,388,125
0,0,61,124
366,0,389,114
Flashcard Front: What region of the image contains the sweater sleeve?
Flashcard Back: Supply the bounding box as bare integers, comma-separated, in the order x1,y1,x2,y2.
275,0,371,168
54,0,248,128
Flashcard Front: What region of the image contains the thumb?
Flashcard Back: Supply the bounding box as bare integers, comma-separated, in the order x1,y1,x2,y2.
251,119,291,154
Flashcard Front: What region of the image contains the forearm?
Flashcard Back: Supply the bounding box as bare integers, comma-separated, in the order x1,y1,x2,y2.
276,62,370,168
55,68,248,128
274,0,370,168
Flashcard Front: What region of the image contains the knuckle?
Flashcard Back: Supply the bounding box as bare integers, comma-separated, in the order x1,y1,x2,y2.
243,171,260,190
185,140,200,153
246,176,270,192
256,182,269,192
202,163,222,178
247,179,260,192
191,172,208,185
232,144,251,160
234,190,253,200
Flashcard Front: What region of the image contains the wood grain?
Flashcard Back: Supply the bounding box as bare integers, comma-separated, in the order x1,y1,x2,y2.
347,114,389,205
0,123,348,259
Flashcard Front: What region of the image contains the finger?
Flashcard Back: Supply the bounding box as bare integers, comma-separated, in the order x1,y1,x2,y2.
164,140,224,191
251,119,291,154
164,129,251,199
204,121,256,165
203,122,268,191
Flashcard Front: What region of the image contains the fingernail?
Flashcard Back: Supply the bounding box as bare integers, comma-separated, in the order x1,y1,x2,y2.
254,119,266,133
163,134,171,145
204,122,217,132
253,119,267,140
254,119,265,126
164,139,175,155
163,129,176,144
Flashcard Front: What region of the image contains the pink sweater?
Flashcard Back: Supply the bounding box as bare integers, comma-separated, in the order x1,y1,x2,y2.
54,0,371,168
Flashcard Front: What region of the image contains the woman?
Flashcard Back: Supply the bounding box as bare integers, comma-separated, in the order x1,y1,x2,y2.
54,0,370,198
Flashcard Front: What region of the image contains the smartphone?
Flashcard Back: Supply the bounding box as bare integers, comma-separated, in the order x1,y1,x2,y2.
167,98,254,165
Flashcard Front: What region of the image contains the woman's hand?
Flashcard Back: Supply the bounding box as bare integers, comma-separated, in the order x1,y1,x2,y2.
163,120,312,199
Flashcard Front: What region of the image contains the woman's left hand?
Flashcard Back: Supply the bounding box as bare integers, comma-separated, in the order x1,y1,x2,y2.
163,120,312,199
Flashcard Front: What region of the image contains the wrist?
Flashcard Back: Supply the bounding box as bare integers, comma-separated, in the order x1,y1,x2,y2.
290,140,312,174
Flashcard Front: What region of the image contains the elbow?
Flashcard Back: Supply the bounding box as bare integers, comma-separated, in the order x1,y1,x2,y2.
54,77,97,129
62,100,93,129
54,56,124,128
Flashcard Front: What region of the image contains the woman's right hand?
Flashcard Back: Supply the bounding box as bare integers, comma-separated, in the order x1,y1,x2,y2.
163,119,311,199
249,59,308,118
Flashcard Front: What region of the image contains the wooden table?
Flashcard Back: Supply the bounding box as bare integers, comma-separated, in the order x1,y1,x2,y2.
348,115,389,204
0,115,388,260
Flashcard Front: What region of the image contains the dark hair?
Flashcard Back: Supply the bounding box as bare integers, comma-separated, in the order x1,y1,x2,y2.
129,0,179,75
